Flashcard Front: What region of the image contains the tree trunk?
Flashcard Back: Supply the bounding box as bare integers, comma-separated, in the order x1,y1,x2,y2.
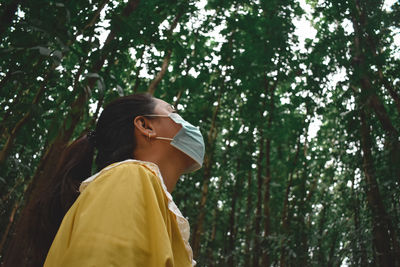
0,70,51,165
261,76,278,267
262,136,271,267
360,9,400,115
147,50,172,96
147,11,183,95
227,159,241,267
191,87,222,259
191,153,212,260
132,46,146,93
292,127,311,267
279,139,300,267
316,200,327,265
252,133,264,267
349,2,400,263
350,0,398,138
326,232,338,267
351,169,368,266
173,89,183,109
298,163,310,266
376,69,400,115
244,169,253,267
0,77,26,139
73,0,110,40
359,107,396,266
0,200,20,254
207,139,232,267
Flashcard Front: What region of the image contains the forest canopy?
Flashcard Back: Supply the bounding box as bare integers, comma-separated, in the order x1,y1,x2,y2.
1,0,400,266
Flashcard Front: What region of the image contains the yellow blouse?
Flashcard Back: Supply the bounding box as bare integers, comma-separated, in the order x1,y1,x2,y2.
44,160,195,267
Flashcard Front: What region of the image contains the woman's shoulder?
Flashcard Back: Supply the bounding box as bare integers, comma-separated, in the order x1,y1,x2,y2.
104,160,160,177
79,159,161,192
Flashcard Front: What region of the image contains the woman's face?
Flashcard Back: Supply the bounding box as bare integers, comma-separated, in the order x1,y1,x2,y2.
133,97,196,170
150,98,183,139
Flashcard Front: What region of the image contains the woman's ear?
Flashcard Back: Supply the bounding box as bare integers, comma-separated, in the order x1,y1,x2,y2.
133,116,156,138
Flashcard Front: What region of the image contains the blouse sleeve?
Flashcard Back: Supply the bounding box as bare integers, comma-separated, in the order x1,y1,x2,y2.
44,163,174,267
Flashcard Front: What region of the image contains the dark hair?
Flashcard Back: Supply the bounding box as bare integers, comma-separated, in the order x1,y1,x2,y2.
94,93,156,170
30,93,156,265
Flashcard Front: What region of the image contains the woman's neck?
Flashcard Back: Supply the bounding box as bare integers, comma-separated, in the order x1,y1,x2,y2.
134,151,182,193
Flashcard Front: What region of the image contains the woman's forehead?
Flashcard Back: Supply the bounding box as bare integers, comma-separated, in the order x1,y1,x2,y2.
153,98,174,113
154,98,171,108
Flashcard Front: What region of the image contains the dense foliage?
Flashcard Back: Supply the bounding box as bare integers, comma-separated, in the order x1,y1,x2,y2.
1,0,399,266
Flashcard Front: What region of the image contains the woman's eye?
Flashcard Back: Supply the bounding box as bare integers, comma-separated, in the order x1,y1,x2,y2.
170,105,178,113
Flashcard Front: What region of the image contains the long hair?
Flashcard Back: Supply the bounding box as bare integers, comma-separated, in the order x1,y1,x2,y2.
30,93,156,266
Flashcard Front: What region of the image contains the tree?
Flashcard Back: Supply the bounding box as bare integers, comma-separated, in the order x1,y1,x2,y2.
1,0,399,266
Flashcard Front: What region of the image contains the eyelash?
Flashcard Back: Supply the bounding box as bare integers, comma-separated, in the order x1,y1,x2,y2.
170,105,177,113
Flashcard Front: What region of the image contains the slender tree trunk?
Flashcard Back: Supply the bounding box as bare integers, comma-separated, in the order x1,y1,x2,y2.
0,176,24,204
327,232,338,267
132,47,145,93
0,71,51,165
261,77,278,267
227,159,241,267
0,78,26,138
359,107,396,266
86,93,104,130
253,133,264,267
350,0,399,138
0,171,29,257
147,10,183,95
0,200,20,254
192,29,235,261
191,153,212,259
293,127,310,267
350,2,400,263
360,9,400,115
365,86,399,136
147,50,172,95
173,89,183,108
73,0,110,40
244,169,253,267
299,163,310,266
280,139,300,267
0,70,12,91
191,87,222,259
0,57,39,116
351,169,368,266
207,209,218,267
207,139,231,267
171,30,199,107
376,69,400,115
262,136,271,267
316,200,327,265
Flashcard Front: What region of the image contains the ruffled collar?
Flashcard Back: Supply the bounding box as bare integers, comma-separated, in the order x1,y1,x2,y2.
79,159,196,266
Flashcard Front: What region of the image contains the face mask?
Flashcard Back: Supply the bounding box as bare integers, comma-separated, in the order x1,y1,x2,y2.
142,113,205,174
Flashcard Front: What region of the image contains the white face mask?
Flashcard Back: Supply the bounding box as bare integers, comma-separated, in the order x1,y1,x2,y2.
142,113,205,174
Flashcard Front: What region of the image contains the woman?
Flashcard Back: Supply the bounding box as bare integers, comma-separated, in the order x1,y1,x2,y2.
43,93,204,266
